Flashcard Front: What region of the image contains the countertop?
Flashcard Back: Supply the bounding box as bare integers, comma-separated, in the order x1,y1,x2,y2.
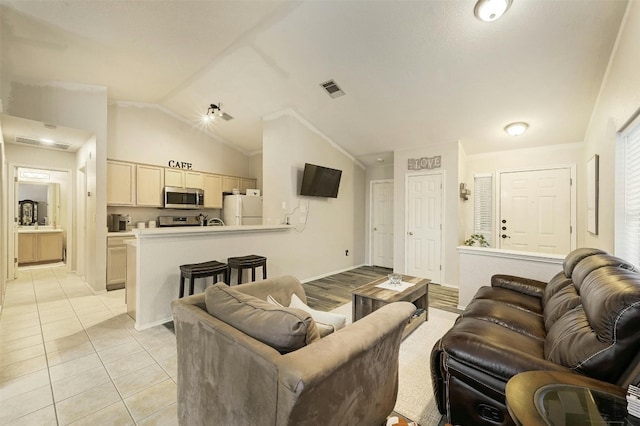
17,227,63,233
107,231,137,237
133,224,291,239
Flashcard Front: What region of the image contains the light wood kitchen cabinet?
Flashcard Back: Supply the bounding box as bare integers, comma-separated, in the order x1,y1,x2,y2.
165,169,203,189
38,233,64,262
203,174,223,209
18,231,63,265
18,233,37,264
107,235,133,290
107,160,136,206
164,168,184,187
222,176,240,193
240,178,257,193
136,165,164,207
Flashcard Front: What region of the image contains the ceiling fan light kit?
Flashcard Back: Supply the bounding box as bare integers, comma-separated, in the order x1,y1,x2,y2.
474,0,513,22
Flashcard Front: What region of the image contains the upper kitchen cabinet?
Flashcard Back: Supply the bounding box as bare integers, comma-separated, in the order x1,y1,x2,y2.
222,176,240,193
107,160,135,206
136,165,164,207
165,169,203,189
203,174,223,209
240,178,258,194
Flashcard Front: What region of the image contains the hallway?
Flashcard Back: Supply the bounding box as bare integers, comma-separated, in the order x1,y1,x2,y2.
0,267,177,425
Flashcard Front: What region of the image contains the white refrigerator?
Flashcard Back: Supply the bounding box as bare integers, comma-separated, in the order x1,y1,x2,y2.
223,195,263,225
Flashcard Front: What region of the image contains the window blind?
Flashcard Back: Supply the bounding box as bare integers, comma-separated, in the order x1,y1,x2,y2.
621,122,640,267
474,175,493,246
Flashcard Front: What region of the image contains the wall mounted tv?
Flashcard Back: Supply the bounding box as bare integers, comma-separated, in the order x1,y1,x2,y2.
300,163,342,198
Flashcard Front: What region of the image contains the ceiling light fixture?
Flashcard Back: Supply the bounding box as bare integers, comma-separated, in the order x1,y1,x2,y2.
203,103,224,122
504,121,529,136
474,0,512,22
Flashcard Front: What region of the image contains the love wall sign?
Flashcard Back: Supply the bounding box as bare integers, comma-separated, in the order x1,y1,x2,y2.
407,156,441,170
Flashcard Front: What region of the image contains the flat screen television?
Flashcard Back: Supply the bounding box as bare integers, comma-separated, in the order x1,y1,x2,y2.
300,163,342,198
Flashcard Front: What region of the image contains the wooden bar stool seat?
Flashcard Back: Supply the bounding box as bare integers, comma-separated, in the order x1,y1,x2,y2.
227,255,267,284
179,260,228,297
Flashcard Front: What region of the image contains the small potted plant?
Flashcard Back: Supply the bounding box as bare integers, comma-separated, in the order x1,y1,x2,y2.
464,234,490,247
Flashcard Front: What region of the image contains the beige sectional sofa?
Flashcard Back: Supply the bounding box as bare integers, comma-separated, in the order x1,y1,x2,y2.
171,275,415,425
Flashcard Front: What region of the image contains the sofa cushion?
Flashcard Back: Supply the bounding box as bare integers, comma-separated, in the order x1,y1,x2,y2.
205,283,320,354
562,247,607,277
542,284,580,331
462,299,545,340
473,286,542,314
544,266,640,382
267,294,346,337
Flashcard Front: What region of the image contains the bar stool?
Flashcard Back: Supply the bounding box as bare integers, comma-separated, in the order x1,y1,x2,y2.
179,260,228,297
227,255,267,285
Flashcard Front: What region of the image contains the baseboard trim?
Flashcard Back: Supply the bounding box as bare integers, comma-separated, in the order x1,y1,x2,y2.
301,264,366,284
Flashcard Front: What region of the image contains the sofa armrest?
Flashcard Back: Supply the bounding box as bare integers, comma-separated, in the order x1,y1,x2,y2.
275,301,415,425
492,274,546,298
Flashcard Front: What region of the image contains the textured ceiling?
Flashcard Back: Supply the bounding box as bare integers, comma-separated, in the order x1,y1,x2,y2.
0,0,629,164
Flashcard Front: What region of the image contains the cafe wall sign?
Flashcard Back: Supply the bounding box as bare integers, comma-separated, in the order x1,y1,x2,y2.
408,156,441,170
168,160,193,170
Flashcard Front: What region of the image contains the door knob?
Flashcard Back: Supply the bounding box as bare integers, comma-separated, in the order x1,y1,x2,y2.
501,234,511,239
408,231,413,236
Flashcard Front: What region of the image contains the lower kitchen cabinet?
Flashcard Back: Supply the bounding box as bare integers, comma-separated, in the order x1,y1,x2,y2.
107,235,134,290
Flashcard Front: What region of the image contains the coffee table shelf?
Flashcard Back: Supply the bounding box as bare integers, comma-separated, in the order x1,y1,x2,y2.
352,274,430,339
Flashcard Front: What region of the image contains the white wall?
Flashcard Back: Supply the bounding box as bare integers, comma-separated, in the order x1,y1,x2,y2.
462,142,584,243
585,1,640,253
249,153,263,191
107,104,250,177
0,122,6,306
394,141,460,286
262,111,366,280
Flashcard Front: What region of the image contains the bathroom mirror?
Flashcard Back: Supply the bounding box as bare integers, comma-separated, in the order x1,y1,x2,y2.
17,182,60,226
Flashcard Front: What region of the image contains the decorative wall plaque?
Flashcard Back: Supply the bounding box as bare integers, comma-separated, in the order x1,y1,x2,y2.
168,160,193,170
408,156,441,170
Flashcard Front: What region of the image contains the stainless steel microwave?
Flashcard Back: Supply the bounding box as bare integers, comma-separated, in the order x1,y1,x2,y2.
163,186,204,209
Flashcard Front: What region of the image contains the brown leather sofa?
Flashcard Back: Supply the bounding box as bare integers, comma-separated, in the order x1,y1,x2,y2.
431,248,640,425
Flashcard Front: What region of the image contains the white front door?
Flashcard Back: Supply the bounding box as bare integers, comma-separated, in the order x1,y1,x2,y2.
371,181,394,268
406,173,442,283
499,168,572,254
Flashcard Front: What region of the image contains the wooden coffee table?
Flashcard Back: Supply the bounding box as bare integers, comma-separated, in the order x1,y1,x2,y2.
352,274,430,339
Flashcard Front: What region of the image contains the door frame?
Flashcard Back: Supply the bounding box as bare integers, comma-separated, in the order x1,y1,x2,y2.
8,163,73,278
496,164,577,252
404,170,445,283
368,179,394,267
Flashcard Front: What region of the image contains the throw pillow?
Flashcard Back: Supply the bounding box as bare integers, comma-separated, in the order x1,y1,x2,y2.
287,293,347,332
205,284,320,354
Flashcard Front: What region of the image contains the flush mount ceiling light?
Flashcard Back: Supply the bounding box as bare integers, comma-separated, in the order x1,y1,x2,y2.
504,121,529,136
474,0,513,22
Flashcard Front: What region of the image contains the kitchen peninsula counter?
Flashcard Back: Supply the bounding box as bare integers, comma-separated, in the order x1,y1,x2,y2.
130,224,292,330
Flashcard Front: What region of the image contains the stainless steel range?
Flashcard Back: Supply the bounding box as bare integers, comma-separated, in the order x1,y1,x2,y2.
157,215,200,227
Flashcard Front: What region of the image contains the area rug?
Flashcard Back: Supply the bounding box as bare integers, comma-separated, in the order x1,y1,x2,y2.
330,304,459,426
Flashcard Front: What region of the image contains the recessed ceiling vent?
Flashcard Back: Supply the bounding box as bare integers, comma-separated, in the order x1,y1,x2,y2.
320,79,346,98
15,136,71,151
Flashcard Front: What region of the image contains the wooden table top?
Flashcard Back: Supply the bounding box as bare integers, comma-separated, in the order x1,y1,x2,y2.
352,274,430,303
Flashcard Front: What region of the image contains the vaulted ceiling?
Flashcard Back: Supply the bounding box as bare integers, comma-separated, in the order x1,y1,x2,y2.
0,0,628,164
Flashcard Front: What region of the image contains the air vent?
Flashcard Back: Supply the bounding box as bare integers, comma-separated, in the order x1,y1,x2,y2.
220,112,234,121
320,79,346,98
15,136,71,151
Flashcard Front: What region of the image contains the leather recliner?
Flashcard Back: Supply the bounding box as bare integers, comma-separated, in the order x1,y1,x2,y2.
431,248,640,425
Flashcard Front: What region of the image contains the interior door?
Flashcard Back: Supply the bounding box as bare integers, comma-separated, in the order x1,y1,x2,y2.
406,173,442,283
371,181,394,268
499,168,571,254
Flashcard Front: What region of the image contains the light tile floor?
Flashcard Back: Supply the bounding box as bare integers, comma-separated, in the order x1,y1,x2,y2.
0,266,178,425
